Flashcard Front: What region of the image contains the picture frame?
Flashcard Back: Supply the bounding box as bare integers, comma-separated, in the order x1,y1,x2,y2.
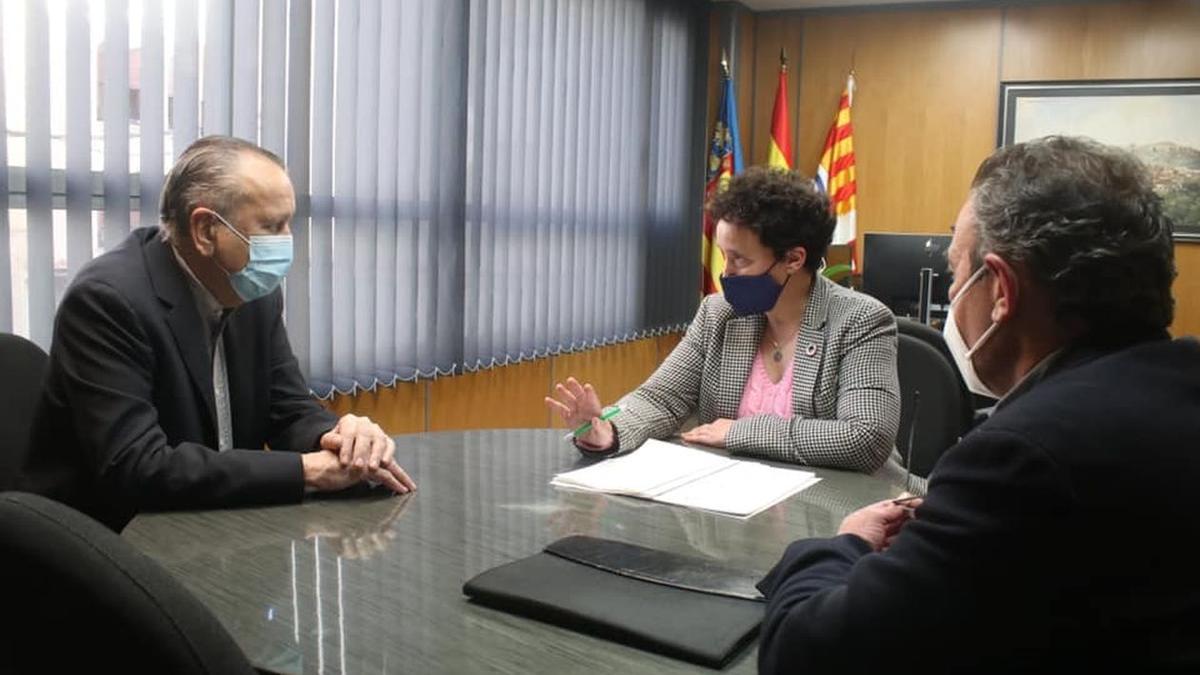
999,80,1200,242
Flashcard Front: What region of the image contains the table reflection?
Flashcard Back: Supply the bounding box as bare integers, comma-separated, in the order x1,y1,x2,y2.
124,429,902,674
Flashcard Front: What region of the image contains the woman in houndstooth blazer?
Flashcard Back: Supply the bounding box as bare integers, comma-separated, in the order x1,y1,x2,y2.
547,168,901,473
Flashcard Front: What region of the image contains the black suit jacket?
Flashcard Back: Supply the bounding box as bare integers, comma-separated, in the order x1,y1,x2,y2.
757,336,1200,674
24,228,336,531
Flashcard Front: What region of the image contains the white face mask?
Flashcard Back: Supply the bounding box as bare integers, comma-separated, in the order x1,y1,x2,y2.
943,265,1001,398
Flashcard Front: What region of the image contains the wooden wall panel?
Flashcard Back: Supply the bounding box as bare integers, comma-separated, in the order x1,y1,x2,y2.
656,332,684,362
735,6,757,160
329,333,686,433
1174,244,1200,337
795,7,1003,265
1002,0,1200,81
749,14,804,167
326,382,426,436
427,359,552,431
996,0,1200,337
548,338,660,428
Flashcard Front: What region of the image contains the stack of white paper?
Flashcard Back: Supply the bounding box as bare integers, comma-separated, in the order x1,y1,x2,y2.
551,439,821,519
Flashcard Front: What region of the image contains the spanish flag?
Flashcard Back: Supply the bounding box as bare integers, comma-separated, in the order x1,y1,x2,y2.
766,51,792,170
815,73,857,270
702,59,743,295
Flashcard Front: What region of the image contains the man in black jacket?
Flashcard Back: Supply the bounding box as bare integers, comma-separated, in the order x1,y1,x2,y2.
24,136,415,532
758,136,1200,674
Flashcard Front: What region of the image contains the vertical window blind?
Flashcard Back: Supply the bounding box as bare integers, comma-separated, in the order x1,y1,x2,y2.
1,0,704,397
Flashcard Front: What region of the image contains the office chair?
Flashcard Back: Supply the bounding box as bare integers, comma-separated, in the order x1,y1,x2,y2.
0,492,257,674
897,317,998,414
0,334,49,490
895,332,975,478
896,318,955,368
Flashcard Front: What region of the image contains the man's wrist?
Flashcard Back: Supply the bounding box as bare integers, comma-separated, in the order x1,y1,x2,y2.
301,453,322,492
834,531,877,553
315,424,337,450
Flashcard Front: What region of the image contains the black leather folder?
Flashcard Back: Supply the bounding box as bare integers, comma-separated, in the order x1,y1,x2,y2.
462,535,764,669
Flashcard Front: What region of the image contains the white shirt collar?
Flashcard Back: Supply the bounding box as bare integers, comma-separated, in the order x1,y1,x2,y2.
169,243,225,324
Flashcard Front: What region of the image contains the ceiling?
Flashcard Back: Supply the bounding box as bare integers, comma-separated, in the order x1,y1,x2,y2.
719,0,981,10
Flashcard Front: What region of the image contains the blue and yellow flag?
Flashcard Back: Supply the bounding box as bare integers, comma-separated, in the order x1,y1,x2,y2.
702,61,743,295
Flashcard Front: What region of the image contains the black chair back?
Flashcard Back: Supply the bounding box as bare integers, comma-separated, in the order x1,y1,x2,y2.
0,492,256,674
896,332,974,477
0,334,48,490
897,317,998,411
896,318,955,368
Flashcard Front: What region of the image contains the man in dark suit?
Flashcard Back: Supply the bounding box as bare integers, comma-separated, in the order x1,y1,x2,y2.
24,136,416,532
757,136,1200,674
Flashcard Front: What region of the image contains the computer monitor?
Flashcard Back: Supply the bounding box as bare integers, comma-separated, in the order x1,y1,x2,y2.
861,233,953,322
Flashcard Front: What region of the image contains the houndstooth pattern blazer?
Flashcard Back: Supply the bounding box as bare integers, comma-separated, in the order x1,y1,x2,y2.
613,275,901,472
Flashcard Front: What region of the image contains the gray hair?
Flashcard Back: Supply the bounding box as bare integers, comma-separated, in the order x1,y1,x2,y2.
969,135,1176,340
159,136,285,241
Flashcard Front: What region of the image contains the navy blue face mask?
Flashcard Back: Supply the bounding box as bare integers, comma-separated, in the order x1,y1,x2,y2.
721,262,791,316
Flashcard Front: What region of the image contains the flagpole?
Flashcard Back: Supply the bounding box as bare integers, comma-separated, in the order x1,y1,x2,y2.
768,46,793,171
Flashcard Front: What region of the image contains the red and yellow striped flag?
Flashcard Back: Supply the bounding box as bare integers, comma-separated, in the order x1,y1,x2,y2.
766,53,792,170
814,73,857,269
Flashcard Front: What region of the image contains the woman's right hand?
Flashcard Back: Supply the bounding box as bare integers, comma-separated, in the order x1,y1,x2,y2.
544,377,615,451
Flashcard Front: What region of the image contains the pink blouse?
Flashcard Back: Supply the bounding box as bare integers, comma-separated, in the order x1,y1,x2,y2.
736,351,795,419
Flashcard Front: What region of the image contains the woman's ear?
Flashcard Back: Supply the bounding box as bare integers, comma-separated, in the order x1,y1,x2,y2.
783,246,808,274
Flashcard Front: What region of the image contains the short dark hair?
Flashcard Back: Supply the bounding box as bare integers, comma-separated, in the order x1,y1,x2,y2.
159,136,286,241
970,135,1176,338
706,166,835,272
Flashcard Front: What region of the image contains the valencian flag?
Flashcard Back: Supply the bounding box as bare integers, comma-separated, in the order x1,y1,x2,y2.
702,55,744,295
814,73,858,270
766,49,792,170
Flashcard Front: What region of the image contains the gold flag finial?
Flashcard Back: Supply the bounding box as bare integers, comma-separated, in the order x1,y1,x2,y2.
720,49,730,78
780,47,788,68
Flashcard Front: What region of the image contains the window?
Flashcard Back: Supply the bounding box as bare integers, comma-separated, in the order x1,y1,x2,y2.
1,0,704,396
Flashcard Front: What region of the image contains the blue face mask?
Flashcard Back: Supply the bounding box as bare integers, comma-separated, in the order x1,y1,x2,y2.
211,211,293,302
720,262,791,316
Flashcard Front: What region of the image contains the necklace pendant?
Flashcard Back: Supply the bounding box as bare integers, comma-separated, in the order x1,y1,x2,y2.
772,350,783,363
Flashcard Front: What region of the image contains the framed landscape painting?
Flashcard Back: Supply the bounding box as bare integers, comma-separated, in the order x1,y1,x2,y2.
999,80,1200,242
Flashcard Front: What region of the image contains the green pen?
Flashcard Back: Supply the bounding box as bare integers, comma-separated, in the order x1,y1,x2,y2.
563,405,622,441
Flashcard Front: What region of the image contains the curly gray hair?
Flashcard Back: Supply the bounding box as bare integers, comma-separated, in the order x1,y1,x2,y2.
969,136,1176,340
